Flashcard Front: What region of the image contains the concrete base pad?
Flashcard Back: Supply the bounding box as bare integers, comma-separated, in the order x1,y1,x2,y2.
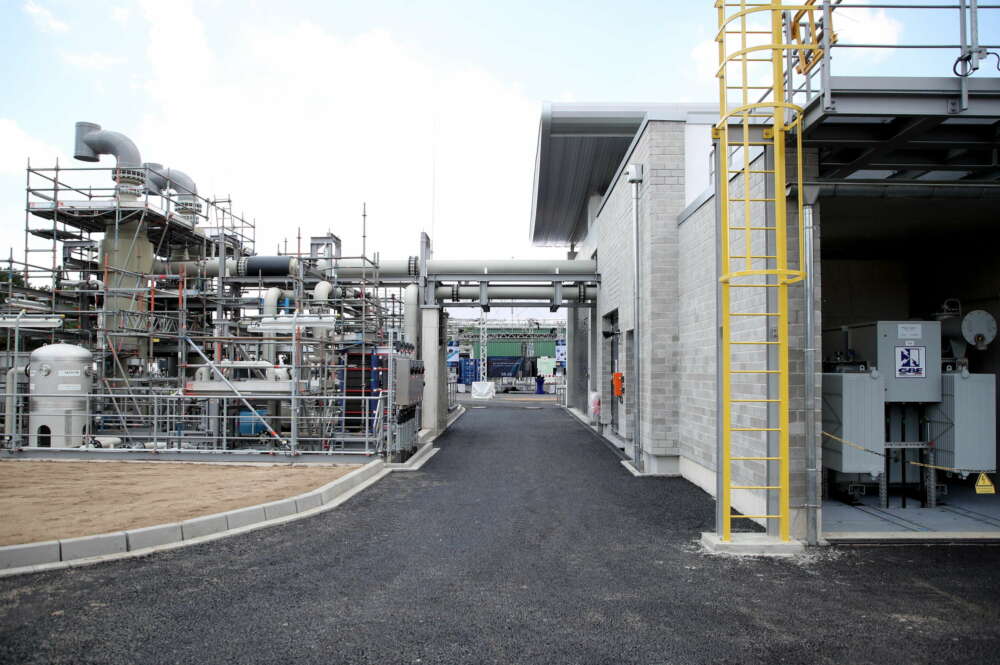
701,532,805,556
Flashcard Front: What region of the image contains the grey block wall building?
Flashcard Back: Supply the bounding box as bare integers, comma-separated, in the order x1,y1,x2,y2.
532,79,1000,542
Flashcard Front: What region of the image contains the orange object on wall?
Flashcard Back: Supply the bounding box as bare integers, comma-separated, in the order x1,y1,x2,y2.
612,372,624,397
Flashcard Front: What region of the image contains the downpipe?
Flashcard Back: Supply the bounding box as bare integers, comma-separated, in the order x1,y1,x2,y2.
803,204,819,546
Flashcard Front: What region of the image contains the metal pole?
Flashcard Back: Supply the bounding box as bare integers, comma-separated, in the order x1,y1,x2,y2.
12,309,25,447
803,205,819,546
628,165,644,472
960,0,970,110
821,0,833,111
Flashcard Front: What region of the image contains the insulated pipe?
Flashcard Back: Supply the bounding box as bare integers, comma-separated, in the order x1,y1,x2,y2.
333,258,597,279
262,287,284,363
262,287,283,317
435,285,597,301
154,258,237,277
403,284,420,349
74,122,142,168
4,367,26,443
312,281,333,313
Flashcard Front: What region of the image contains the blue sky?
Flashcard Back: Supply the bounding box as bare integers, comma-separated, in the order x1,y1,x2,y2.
1,0,997,277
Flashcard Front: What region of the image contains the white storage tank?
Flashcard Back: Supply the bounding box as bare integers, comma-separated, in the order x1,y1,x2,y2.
28,344,94,447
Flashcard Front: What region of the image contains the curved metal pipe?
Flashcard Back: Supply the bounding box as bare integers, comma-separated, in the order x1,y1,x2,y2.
144,163,198,200
74,122,142,167
312,281,333,313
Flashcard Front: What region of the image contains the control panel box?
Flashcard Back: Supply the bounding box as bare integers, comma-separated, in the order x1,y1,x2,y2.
851,321,941,403
393,357,424,407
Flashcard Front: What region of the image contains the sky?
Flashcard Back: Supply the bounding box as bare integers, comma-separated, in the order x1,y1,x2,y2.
0,1,997,319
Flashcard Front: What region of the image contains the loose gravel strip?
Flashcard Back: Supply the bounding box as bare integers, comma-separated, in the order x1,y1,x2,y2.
1,402,999,665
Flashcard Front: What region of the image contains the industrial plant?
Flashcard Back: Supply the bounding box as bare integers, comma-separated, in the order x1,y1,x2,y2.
2,0,1000,560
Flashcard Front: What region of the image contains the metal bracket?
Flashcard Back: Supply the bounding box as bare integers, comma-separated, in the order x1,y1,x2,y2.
550,281,562,313
479,281,490,312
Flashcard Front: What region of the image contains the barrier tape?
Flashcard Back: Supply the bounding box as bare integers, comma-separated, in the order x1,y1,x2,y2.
822,430,986,475
821,431,884,457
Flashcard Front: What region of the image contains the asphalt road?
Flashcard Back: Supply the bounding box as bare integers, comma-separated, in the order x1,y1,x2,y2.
2,402,1000,664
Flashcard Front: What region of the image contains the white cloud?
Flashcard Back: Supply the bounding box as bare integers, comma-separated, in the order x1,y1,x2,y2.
110,6,130,25
834,0,904,46
0,118,65,177
61,52,126,70
0,119,70,261
132,0,557,264
23,1,68,33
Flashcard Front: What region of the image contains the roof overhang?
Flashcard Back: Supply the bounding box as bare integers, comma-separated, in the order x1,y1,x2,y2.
530,103,717,246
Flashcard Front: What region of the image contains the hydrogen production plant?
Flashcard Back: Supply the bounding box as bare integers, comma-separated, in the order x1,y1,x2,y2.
0,121,599,462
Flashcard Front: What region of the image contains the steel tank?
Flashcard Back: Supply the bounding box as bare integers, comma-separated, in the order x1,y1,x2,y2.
28,344,94,447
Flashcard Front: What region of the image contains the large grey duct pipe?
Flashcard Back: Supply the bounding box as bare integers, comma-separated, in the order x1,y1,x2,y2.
333,258,597,279
145,162,200,224
403,284,420,349
435,285,597,301
74,122,142,168
144,163,198,200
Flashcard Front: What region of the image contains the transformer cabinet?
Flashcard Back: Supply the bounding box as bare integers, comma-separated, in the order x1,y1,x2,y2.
822,315,996,507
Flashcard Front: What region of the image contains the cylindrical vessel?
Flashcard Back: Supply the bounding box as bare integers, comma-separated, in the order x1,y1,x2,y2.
238,256,300,277
28,344,94,448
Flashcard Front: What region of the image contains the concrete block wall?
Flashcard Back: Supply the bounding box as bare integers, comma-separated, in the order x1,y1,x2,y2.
579,120,686,468
674,145,823,537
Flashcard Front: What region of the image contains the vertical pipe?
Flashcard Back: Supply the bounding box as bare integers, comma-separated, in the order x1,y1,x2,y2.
821,0,833,111
960,0,970,109
803,204,818,546
630,173,643,472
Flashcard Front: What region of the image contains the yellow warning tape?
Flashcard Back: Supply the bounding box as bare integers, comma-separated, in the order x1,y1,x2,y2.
822,431,987,475
821,431,884,457
908,461,987,474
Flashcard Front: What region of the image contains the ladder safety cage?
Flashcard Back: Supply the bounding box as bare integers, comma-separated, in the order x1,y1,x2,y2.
714,1,816,542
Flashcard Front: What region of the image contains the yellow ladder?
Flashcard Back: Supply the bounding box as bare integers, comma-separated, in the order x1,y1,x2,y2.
714,1,818,541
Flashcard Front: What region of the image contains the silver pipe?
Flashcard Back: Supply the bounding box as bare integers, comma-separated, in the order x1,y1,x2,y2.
334,258,597,279
629,166,644,472
803,205,819,546
434,285,597,300
403,284,420,348
4,366,26,444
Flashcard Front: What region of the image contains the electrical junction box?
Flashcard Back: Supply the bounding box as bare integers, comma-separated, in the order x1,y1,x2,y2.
822,372,885,476
393,357,412,406
850,321,941,403
612,372,624,397
929,373,997,473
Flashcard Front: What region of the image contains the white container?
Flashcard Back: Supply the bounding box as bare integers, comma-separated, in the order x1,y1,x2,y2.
28,343,94,447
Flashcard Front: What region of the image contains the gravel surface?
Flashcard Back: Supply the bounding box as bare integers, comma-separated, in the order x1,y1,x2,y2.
1,402,999,664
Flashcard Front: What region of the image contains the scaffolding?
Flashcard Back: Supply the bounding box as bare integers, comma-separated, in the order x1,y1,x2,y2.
3,162,420,461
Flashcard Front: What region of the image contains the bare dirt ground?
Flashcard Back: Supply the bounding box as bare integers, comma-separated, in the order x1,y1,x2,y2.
0,461,358,545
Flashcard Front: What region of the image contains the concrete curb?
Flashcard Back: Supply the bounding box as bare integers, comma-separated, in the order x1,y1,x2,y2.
0,459,386,577
0,406,464,578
